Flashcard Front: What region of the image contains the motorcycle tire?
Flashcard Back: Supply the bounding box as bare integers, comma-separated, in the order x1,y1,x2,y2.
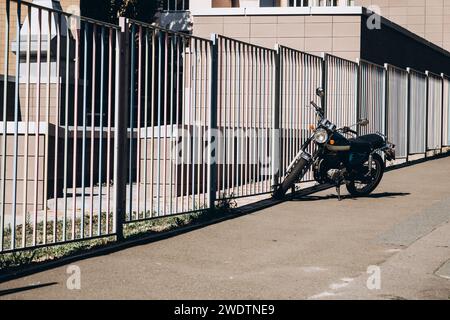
346,153,385,197
273,158,309,200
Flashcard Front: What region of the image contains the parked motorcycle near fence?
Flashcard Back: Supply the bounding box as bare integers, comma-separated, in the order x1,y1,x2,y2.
274,88,396,200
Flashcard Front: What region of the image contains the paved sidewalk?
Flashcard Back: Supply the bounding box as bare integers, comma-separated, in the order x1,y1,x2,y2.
1,157,450,299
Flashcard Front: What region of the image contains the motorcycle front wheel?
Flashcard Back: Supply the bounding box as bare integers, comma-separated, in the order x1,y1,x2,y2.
273,158,309,200
346,153,385,197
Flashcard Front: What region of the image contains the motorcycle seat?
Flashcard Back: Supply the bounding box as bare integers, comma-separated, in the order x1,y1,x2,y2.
349,134,385,153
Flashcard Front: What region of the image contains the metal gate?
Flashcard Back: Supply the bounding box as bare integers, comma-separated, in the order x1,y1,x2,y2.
358,59,385,136
426,71,443,152
444,75,450,147
407,68,427,155
122,19,213,222
0,0,120,252
324,54,358,130
278,45,322,184
386,64,408,160
215,36,276,200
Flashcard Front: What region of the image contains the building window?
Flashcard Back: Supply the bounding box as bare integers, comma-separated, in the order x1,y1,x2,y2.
163,0,190,11
288,0,344,6
289,0,309,6
212,0,240,8
261,0,277,7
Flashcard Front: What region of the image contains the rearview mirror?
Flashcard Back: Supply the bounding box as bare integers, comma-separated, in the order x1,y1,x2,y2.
358,119,369,127
316,87,325,98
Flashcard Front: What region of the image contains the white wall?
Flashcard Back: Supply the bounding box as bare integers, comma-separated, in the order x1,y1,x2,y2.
190,0,213,11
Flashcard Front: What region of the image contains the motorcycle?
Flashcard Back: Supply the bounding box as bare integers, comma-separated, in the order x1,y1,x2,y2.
273,87,396,201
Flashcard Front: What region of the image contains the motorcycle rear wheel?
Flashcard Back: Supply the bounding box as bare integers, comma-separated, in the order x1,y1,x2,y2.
346,154,385,197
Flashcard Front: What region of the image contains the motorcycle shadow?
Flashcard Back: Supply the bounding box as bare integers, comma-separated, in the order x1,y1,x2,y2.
291,192,411,202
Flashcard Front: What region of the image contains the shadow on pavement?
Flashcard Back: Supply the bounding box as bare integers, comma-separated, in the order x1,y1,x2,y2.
0,282,58,297
291,192,411,202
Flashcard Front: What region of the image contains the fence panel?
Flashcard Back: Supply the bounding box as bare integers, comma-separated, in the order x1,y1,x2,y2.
124,20,212,222
386,64,408,160
408,68,427,155
324,54,358,130
215,36,276,200
358,60,385,136
0,0,119,253
278,46,322,184
444,75,450,147
426,71,443,151
2,2,450,255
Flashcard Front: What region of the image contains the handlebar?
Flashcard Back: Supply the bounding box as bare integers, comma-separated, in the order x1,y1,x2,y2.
308,101,360,136
340,126,358,135
310,101,324,116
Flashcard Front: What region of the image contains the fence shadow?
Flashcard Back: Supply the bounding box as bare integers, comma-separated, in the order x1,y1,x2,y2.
291,192,411,202
0,282,58,297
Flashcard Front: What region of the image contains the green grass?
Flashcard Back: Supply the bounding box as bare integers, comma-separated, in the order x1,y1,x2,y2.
0,198,236,274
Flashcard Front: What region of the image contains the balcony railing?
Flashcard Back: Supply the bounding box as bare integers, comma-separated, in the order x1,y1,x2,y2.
162,0,190,11
286,0,355,7
160,0,355,11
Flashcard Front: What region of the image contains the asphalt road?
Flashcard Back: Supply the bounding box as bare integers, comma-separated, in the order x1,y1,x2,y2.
1,157,450,300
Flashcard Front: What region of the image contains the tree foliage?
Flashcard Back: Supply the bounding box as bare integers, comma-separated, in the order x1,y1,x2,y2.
81,0,163,24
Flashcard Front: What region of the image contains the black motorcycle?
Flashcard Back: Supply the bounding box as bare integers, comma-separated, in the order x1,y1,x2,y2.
273,87,396,200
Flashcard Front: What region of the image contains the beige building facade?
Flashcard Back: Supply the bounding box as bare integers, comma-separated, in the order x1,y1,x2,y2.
189,0,450,61
0,0,80,76
193,13,361,60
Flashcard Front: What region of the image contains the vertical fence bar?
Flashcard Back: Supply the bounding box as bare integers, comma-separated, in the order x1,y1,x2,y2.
89,24,96,237
81,23,89,238
143,28,149,218
10,0,21,249
115,17,130,240
0,0,10,252
63,14,70,241
273,45,281,189
53,11,61,242
441,74,445,154
209,34,218,210
98,26,105,235
128,24,135,220
33,7,42,245
23,4,32,247
425,72,429,157
406,69,411,162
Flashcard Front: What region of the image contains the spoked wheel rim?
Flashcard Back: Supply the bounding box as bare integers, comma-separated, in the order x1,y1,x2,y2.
353,158,382,193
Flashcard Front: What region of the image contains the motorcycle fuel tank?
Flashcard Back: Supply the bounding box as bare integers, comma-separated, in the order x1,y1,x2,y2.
325,132,351,152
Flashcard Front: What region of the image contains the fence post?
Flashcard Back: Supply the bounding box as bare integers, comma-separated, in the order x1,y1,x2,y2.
114,17,130,241
441,73,445,154
208,34,219,210
356,59,361,134
384,64,389,156
208,33,219,210
425,71,430,159
406,68,411,163
273,44,282,189
322,53,328,115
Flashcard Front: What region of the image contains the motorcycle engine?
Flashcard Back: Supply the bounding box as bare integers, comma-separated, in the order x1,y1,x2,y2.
314,158,346,184
327,169,344,182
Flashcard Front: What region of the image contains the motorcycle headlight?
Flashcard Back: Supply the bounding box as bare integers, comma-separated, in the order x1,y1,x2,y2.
313,128,329,144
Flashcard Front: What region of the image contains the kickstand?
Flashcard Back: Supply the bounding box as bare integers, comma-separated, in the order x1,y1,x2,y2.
336,185,342,201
